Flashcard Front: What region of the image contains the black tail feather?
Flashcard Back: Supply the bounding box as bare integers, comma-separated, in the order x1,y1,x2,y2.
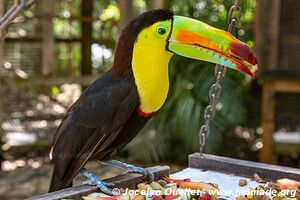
48,166,73,193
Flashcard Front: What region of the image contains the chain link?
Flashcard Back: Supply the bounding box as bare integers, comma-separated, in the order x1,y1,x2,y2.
199,0,242,154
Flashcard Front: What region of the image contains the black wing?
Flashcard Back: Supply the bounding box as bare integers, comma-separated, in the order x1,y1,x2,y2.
49,71,138,191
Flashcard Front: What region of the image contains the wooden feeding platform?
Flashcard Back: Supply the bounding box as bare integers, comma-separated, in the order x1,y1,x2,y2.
28,153,300,200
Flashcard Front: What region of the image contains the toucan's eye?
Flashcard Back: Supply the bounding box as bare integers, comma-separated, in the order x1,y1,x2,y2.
157,27,167,35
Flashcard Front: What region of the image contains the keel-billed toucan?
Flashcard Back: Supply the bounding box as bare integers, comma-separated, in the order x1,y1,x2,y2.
49,9,257,194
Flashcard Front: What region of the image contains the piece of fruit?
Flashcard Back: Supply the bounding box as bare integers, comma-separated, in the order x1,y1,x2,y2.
157,180,168,187
276,178,300,190
137,183,152,191
186,192,200,200
133,195,145,200
180,182,217,191
239,179,248,187
164,177,191,185
164,194,175,200
165,183,178,191
198,193,212,200
152,195,163,200
150,181,163,190
180,182,205,190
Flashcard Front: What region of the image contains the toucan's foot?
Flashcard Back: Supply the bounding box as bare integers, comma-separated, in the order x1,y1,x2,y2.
80,168,118,196
104,160,154,182
82,179,115,187
127,165,155,182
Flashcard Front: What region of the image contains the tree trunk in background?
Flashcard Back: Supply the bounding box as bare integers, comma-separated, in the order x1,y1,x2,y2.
67,2,73,76
81,0,93,75
0,77,3,166
0,0,3,65
0,0,4,167
153,0,165,9
41,0,55,76
119,0,133,30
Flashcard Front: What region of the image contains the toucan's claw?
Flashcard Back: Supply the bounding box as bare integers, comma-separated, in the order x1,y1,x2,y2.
127,165,155,182
82,179,115,187
80,168,118,196
104,160,154,182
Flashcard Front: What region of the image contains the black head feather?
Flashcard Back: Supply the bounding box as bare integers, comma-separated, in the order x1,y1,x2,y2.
125,9,173,41
112,9,173,74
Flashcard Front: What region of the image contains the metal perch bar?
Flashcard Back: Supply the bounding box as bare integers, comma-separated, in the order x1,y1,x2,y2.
26,166,170,200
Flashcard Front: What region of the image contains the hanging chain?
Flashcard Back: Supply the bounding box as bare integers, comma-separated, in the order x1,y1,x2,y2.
199,0,242,154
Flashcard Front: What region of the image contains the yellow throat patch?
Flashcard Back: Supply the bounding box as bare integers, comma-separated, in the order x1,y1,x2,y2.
132,20,173,115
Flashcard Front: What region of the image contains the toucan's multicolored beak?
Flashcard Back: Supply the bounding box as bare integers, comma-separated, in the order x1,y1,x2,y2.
167,16,258,77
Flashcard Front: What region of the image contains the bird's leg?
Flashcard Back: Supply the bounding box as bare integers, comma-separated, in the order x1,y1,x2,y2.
102,160,154,182
80,168,118,196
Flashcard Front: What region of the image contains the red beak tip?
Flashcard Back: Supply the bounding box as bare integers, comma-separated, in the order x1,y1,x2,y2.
239,63,257,78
